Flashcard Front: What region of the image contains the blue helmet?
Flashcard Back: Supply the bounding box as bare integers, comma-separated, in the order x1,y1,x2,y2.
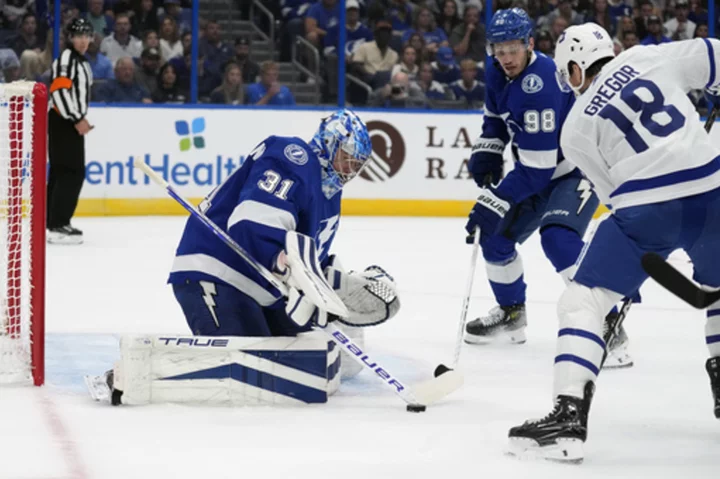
486,8,532,54
309,109,372,198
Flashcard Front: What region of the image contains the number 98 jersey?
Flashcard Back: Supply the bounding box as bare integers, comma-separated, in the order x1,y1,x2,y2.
561,38,720,210
482,52,577,203
168,136,342,308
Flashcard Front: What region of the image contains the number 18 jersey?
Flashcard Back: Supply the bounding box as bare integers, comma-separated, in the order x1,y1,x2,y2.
561,38,720,210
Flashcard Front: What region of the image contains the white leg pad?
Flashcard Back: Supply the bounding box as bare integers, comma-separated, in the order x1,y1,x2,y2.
113,331,341,406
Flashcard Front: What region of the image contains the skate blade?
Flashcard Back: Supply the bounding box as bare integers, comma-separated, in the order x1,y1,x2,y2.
464,329,527,345
602,350,634,370
506,437,584,464
47,235,83,245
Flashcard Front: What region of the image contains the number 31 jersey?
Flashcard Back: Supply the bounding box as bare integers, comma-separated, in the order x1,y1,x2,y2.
168,136,342,308
561,38,720,210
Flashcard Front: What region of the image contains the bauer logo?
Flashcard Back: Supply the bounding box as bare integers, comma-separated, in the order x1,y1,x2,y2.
175,117,206,151
363,121,405,182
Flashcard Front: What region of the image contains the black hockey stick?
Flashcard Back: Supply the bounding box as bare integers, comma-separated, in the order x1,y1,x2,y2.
704,105,719,132
642,253,719,309
600,298,632,368
639,107,718,308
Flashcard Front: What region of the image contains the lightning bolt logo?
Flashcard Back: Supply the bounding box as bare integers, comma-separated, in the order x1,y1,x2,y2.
199,281,220,328
576,179,593,214
316,214,339,258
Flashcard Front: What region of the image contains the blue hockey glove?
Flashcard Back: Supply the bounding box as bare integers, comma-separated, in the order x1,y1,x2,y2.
468,137,504,187
705,84,720,109
465,187,513,241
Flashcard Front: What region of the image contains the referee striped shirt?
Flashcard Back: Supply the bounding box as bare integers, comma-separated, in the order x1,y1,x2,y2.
49,48,92,122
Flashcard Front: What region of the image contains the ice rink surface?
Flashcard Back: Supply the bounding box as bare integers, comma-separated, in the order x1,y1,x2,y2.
2,216,719,479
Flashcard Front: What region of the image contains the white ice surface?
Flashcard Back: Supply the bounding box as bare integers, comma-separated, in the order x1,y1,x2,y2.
2,216,719,479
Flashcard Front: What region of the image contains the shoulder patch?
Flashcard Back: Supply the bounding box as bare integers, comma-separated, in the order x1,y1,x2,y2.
521,73,544,94
283,144,309,166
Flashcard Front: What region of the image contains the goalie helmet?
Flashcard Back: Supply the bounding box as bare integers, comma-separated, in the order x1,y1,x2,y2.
554,23,615,95
309,109,372,199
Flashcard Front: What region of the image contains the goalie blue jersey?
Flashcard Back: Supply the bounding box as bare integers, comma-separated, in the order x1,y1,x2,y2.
483,52,577,203
168,136,342,308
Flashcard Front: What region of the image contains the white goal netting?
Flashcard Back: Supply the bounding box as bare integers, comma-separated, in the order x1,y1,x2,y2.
0,81,45,386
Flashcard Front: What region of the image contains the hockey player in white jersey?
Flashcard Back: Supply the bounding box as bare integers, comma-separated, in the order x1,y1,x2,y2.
508,26,720,462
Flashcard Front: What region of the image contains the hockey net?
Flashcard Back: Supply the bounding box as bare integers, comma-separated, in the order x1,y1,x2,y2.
0,81,46,386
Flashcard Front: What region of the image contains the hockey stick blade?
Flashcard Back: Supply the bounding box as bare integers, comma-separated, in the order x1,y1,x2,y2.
641,253,720,308
412,369,464,405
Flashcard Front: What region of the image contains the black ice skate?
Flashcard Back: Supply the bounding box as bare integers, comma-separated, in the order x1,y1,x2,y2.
464,304,527,344
47,225,83,245
507,382,595,464
706,357,720,419
602,311,633,369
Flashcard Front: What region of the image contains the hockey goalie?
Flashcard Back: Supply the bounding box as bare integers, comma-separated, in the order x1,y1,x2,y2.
86,110,401,406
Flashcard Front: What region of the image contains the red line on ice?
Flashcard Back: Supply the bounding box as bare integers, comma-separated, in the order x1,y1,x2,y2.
40,391,90,479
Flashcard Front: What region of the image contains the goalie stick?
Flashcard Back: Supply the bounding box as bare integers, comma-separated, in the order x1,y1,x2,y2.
135,159,462,410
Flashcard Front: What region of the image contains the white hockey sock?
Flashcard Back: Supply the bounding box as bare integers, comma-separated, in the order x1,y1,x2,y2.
485,252,524,285
705,299,720,357
553,283,622,399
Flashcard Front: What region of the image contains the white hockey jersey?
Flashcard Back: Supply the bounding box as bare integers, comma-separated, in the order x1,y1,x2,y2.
561,38,720,210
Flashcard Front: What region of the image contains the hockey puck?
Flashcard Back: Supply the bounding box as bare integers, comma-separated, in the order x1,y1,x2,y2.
406,404,427,413
434,364,451,377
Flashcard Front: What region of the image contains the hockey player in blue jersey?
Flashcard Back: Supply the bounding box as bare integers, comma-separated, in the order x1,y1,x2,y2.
507,25,720,462
462,8,630,368
168,109,400,338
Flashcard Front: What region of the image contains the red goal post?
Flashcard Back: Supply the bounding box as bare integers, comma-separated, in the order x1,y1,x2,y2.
0,81,46,386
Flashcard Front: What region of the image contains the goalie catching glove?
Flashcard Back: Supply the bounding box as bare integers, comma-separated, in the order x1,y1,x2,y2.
325,260,400,327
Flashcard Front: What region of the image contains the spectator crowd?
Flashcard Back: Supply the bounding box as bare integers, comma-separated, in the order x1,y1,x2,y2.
0,0,717,110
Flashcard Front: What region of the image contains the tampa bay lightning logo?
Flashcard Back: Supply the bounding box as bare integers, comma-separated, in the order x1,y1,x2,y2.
521,73,544,94
284,144,309,165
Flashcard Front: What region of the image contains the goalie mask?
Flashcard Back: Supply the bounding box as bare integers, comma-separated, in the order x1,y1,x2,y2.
309,109,372,199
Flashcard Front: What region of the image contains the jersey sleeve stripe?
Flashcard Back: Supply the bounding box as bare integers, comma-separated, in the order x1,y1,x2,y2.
517,148,557,169
227,200,297,232
702,38,716,88
170,253,280,306
610,154,720,198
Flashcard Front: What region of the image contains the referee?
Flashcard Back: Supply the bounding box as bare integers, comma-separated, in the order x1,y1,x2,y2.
47,18,93,245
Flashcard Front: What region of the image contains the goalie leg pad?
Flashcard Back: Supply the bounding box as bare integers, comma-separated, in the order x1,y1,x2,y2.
112,332,341,406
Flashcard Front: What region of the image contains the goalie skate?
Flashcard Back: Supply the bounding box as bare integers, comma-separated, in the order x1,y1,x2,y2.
464,304,527,345
507,382,594,464
84,371,111,403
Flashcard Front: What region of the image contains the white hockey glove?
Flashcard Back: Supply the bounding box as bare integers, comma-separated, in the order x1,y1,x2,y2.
325,258,400,327
283,287,328,328
273,232,349,327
